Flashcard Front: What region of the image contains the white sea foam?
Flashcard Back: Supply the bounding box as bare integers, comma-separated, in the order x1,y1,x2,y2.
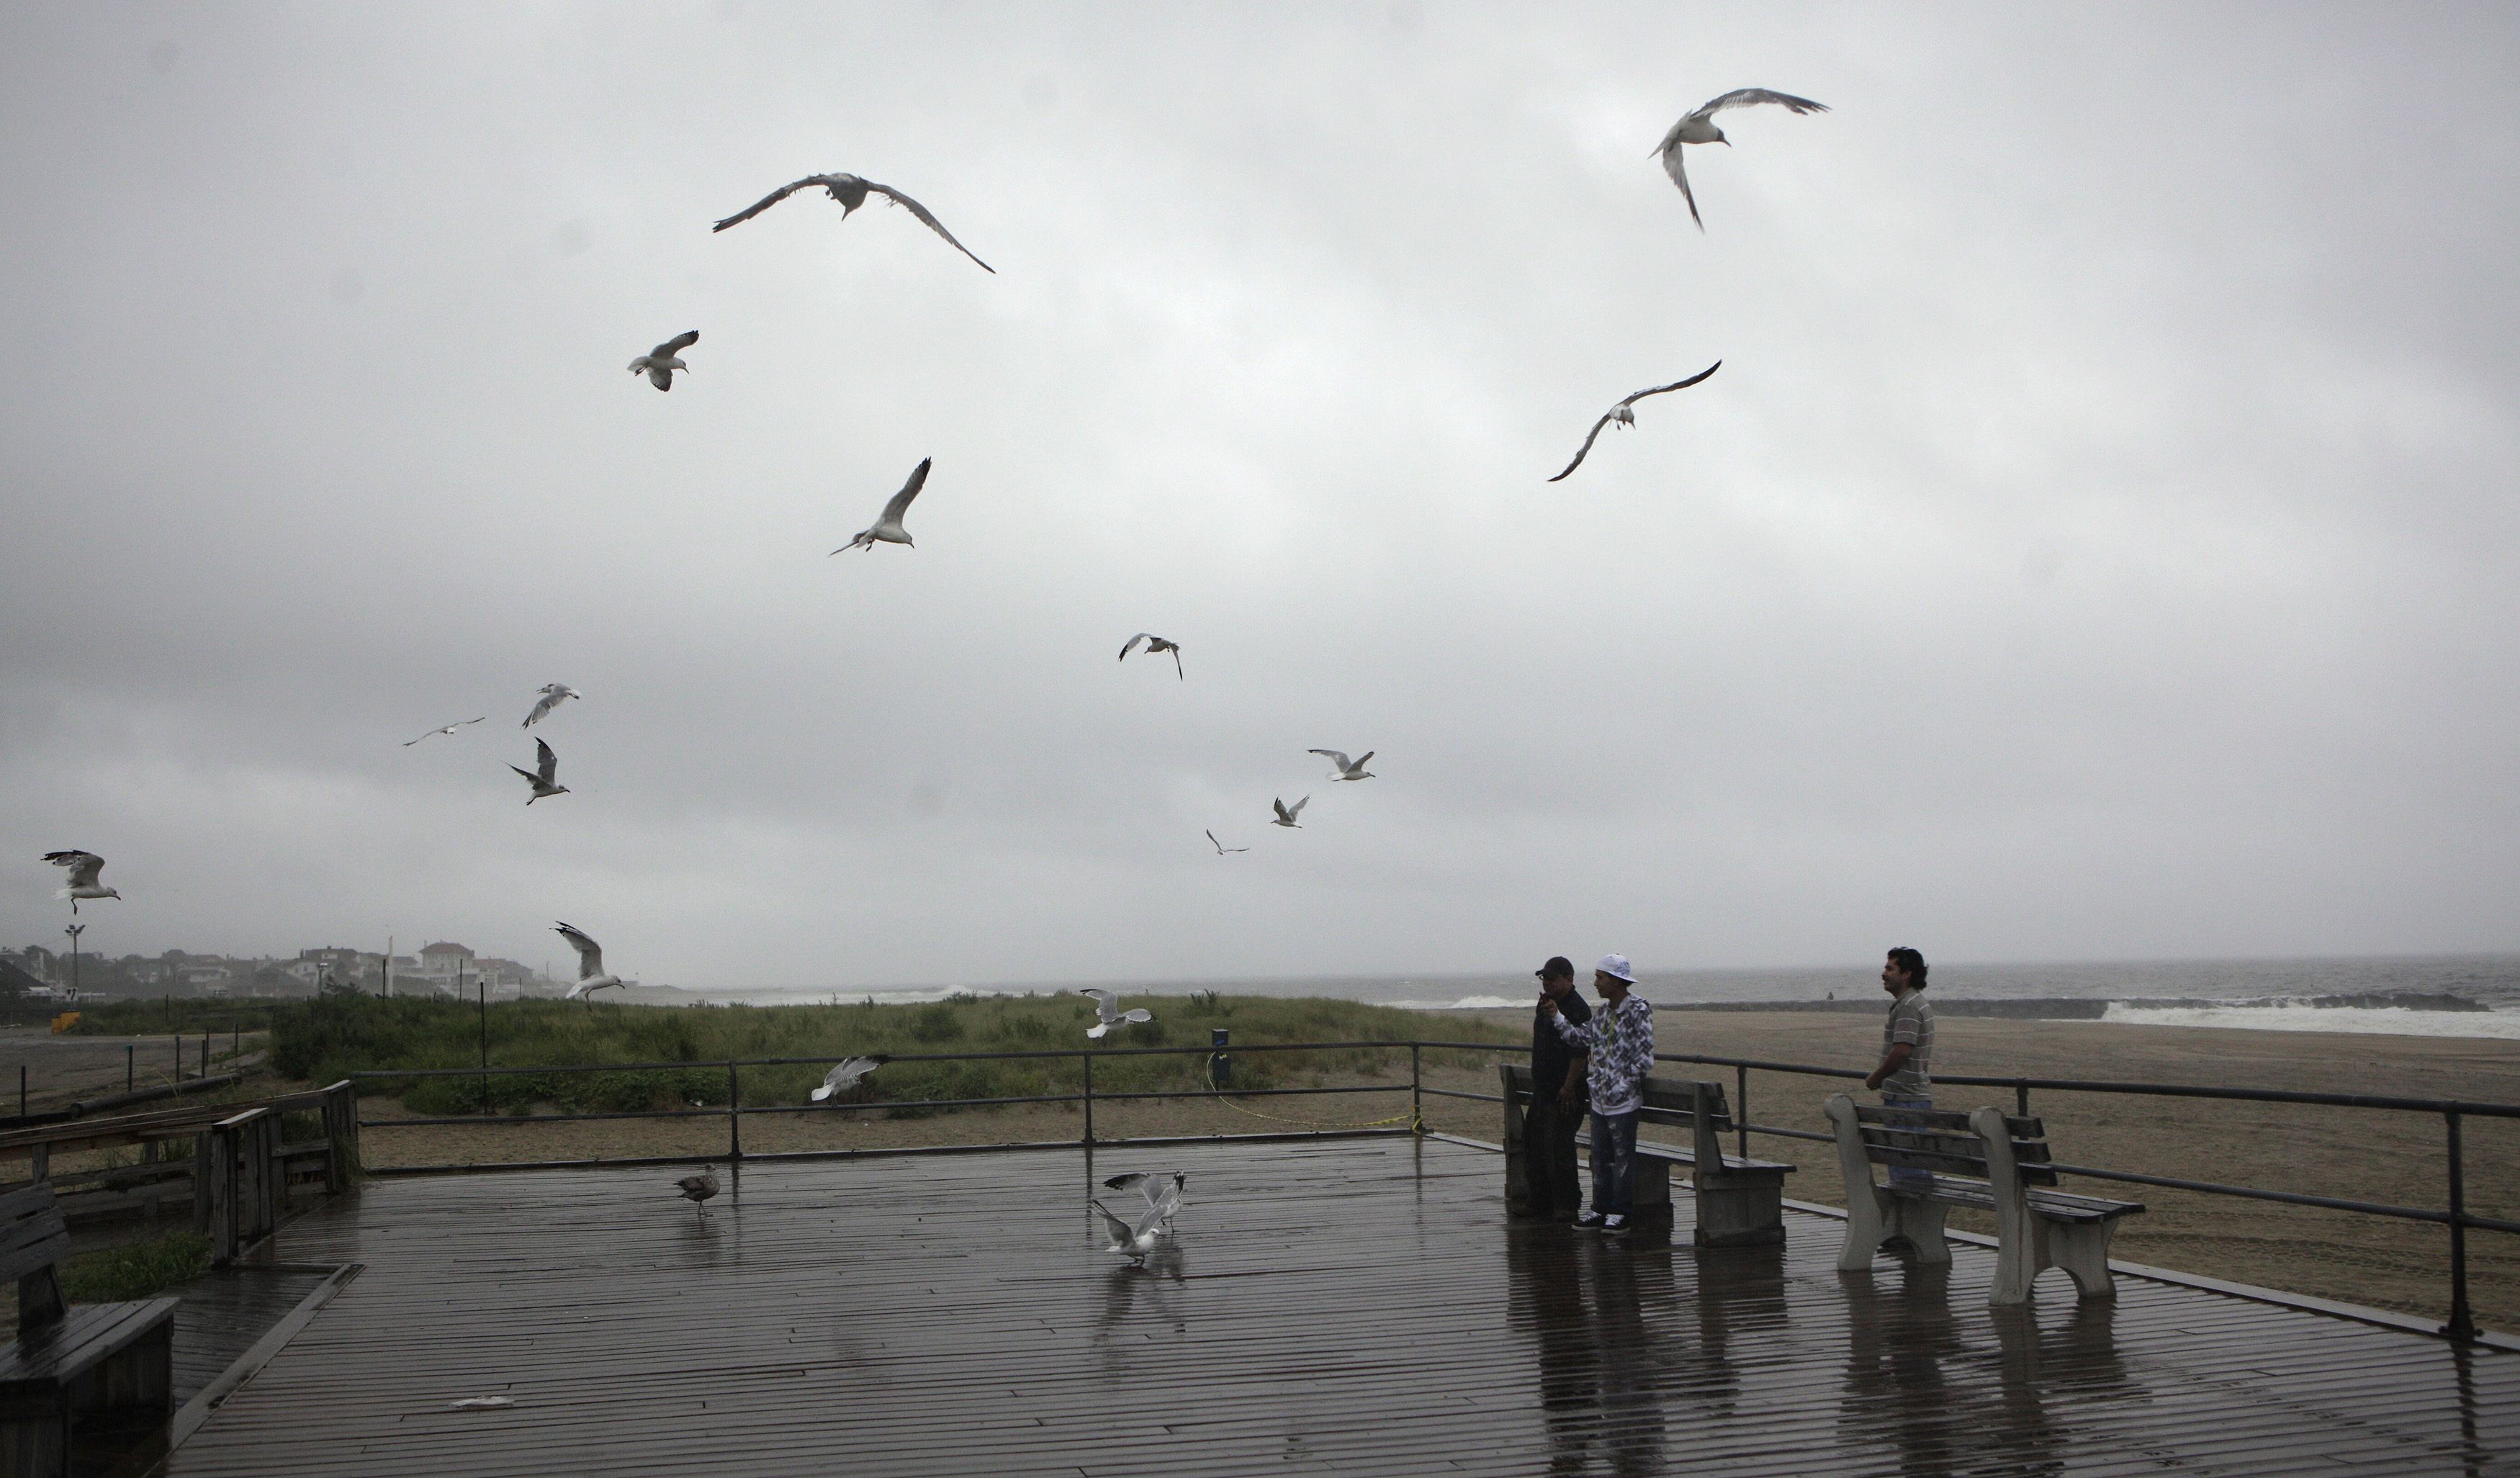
2101,1004,2520,1038
1388,994,1525,1011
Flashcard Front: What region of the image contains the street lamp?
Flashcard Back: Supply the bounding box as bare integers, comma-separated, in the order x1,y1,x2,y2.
63,923,84,1001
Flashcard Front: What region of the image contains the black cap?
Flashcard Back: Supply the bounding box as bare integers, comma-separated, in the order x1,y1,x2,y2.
1535,955,1575,981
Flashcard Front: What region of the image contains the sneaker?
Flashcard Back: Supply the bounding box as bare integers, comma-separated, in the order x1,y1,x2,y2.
1572,1211,1607,1230
1602,1214,1629,1235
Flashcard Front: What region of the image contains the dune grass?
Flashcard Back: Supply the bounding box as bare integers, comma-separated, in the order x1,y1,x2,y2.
271,992,1520,1117
62,1231,214,1304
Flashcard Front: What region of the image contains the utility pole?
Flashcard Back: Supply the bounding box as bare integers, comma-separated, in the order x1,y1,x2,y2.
383,933,392,999
63,924,84,1001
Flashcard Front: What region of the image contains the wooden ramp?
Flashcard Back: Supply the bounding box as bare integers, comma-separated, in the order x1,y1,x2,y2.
164,1137,2516,1475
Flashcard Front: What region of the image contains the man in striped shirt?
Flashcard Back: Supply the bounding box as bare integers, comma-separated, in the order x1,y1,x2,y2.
1542,953,1655,1233
1863,946,1936,1192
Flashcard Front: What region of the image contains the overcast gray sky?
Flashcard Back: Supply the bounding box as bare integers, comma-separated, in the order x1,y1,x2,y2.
5,2,2517,990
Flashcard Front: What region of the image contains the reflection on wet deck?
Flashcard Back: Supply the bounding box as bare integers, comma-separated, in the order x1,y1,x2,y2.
167,1136,2514,1475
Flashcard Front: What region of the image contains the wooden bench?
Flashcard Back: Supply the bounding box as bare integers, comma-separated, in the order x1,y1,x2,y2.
1503,1065,1794,1246
1824,1093,2144,1304
0,1182,179,1477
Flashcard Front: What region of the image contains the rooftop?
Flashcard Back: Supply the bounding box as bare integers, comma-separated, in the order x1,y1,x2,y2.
166,1136,2516,1475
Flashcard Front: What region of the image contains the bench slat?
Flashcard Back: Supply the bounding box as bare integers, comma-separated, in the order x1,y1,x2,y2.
1853,1104,2046,1140
0,1184,71,1289
0,1297,179,1390
1859,1127,2053,1164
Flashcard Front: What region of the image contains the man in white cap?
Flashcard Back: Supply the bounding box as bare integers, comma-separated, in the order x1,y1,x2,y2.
1540,954,1655,1232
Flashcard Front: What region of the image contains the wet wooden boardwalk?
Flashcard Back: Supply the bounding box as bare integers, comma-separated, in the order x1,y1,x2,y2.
163,1136,2516,1475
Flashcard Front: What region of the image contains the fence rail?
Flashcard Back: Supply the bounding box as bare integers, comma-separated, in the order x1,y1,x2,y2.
346,1035,2516,1344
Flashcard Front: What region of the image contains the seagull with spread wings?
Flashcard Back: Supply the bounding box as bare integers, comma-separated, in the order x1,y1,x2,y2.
1549,361,1722,482
1655,89,1830,230
555,922,624,999
1094,1198,1169,1265
711,173,994,274
809,1056,890,1102
1103,1171,1187,1227
628,330,698,391
1205,830,1248,855
833,459,932,554
1310,749,1376,782
1080,988,1153,1040
41,851,120,914
510,739,570,804
1118,633,1183,680
1271,796,1309,829
402,717,486,747
522,684,580,728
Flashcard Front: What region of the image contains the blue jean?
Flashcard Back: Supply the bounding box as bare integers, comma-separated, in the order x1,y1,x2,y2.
1589,1108,1639,1217
1882,1092,1935,1193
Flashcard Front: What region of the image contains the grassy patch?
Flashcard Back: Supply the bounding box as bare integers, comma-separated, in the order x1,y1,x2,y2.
271,993,1520,1116
62,1232,213,1303
67,998,284,1037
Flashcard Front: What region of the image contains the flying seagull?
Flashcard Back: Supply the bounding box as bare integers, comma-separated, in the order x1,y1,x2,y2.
672,1166,719,1219
522,684,580,729
1271,796,1309,829
510,738,570,804
41,851,119,914
1103,1170,1187,1225
402,717,486,747
1654,89,1830,230
628,330,698,392
809,1055,890,1102
1310,749,1376,782
1119,633,1183,680
1080,988,1152,1040
1093,1198,1168,1265
555,922,624,999
833,459,932,554
1548,361,1722,482
711,173,995,274
1205,829,1248,855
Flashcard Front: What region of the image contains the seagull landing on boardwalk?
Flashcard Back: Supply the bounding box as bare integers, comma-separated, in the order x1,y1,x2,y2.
1093,1198,1168,1265
41,852,119,914
1655,89,1830,230
809,1056,890,1102
1549,362,1722,482
833,459,932,554
1310,749,1376,783
510,739,570,804
1103,1170,1187,1227
555,923,623,999
673,1166,719,1219
1119,634,1183,680
1080,989,1153,1040
628,330,698,391
711,173,994,274
1205,830,1248,855
522,684,580,729
1272,796,1309,829
402,717,485,747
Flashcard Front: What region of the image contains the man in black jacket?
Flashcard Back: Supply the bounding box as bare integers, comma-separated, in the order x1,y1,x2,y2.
1524,956,1593,1221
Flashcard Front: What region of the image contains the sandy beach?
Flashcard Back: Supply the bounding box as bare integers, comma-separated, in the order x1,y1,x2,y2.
328,1011,2520,1333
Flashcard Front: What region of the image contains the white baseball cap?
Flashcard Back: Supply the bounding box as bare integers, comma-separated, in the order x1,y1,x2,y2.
1595,953,1635,983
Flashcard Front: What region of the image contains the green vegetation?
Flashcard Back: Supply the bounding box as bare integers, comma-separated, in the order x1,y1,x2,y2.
270,993,1519,1117
66,997,286,1037
63,1232,214,1304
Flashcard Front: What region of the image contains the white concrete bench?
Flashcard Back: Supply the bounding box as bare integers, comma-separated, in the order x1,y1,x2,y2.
1824,1093,2144,1304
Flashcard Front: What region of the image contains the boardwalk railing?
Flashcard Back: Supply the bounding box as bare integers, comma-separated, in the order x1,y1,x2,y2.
349,1040,2520,1343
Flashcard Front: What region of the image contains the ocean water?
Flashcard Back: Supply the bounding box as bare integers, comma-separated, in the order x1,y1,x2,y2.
696,953,2520,1039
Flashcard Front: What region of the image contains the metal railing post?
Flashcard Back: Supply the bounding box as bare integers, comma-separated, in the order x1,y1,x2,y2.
1081,1053,1095,1147
126,1044,134,1093
1736,1063,1750,1159
2445,1109,2475,1343
728,1061,743,1161
2017,1080,2031,1119
1410,1045,1423,1132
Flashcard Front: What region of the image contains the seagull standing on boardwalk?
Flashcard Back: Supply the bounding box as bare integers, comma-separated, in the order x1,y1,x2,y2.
628,330,698,391
1654,89,1830,230
711,173,995,274
1549,362,1722,482
673,1166,719,1219
510,739,570,804
1080,988,1153,1040
809,1056,890,1102
1205,830,1248,855
522,684,580,729
1310,749,1376,782
41,852,119,914
555,923,624,999
1119,634,1183,680
402,717,485,746
1271,796,1309,829
1093,1199,1168,1265
833,459,932,554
